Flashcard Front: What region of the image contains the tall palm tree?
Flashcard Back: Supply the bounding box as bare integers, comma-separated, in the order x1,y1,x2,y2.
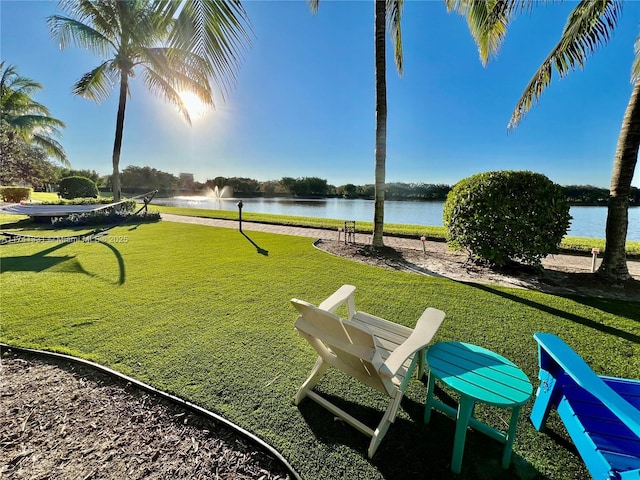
449,0,637,281
310,0,404,247
49,0,250,200
0,62,69,166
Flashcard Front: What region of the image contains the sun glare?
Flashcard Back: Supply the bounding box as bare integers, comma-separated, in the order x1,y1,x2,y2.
179,91,208,120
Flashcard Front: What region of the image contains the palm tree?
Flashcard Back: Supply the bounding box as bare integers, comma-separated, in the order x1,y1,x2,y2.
0,62,69,166
310,0,404,247
450,0,637,281
48,0,250,200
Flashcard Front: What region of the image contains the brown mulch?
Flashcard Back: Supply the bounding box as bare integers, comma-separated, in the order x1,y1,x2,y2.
0,352,291,480
316,239,640,302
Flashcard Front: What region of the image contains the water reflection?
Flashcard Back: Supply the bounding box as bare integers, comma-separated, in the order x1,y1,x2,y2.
152,197,640,241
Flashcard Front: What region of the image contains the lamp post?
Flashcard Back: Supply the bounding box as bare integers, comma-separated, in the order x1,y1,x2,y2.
237,200,244,232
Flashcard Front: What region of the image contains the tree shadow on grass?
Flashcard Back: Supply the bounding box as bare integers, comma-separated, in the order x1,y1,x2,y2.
464,282,640,344
1,239,125,285
241,232,268,256
1,242,78,273
0,217,35,229
563,292,640,322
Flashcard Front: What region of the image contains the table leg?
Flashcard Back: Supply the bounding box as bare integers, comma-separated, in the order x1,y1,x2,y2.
501,405,521,469
424,371,436,424
451,397,474,474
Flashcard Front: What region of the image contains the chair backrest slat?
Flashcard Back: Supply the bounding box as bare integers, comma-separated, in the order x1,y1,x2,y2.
292,298,391,393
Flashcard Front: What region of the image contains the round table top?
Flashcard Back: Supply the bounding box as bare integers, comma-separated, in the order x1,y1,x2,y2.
427,341,532,407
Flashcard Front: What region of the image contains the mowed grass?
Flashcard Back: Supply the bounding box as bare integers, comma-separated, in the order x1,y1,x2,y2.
153,204,640,257
1,218,639,479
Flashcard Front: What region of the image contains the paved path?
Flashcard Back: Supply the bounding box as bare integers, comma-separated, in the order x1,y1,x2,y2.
161,213,640,277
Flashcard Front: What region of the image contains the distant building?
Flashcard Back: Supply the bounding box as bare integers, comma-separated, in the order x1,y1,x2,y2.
179,173,194,191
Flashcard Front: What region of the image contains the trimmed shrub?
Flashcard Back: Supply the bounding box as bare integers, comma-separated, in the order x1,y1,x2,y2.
51,210,160,228
0,186,32,202
58,176,99,199
43,198,137,211
443,170,571,267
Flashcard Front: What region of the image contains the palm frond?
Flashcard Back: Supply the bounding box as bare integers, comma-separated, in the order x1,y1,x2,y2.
446,1,557,65
2,94,51,121
31,132,70,166
48,14,116,57
0,65,44,99
632,33,640,83
446,0,517,65
118,0,169,50
386,0,404,75
8,114,66,134
0,63,68,163
141,66,192,125
72,61,119,102
168,0,251,100
509,0,622,129
140,47,213,103
58,0,119,37
308,0,320,15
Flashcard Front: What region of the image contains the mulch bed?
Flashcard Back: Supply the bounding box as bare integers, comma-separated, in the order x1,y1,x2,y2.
0,351,290,480
316,239,640,301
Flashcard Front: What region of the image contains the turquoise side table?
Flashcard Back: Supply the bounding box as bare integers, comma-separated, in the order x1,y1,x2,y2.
424,342,533,474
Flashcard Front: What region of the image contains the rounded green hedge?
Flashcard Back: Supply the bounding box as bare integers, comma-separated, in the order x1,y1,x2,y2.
0,186,32,202
443,170,571,267
58,176,99,199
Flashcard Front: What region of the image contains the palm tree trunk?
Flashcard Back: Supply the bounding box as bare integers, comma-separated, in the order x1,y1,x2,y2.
597,80,640,281
112,71,129,201
372,0,387,247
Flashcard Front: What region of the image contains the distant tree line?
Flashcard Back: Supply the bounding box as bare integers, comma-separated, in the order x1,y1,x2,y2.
3,162,639,206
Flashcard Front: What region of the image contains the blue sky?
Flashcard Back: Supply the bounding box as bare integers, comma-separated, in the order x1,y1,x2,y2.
2,0,639,188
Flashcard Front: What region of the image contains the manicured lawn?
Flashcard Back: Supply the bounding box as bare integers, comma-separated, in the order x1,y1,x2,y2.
153,204,640,257
1,218,638,479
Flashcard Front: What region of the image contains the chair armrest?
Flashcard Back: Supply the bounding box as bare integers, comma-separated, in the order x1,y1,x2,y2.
534,332,640,437
318,285,356,317
379,307,445,379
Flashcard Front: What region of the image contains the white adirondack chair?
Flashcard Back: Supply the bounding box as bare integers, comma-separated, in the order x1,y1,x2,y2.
291,284,445,458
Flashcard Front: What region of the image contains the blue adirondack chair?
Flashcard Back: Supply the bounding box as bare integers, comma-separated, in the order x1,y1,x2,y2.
530,333,640,480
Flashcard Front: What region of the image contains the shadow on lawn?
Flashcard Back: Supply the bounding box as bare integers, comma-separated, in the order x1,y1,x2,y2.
96,239,126,285
297,389,544,479
241,232,268,256
0,217,34,229
466,283,640,344
0,242,80,273
1,238,126,285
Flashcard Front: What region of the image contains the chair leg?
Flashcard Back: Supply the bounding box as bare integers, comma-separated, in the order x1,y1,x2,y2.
417,348,427,381
295,357,329,405
529,372,559,431
368,390,403,458
424,371,436,424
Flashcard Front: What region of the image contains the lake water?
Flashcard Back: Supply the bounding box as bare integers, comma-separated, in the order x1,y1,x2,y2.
152,196,640,241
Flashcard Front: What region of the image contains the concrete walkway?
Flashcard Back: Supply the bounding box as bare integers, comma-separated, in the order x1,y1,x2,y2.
161,213,640,277
161,213,421,248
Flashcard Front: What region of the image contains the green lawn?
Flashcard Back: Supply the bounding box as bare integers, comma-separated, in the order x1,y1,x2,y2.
152,204,640,257
1,218,638,479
